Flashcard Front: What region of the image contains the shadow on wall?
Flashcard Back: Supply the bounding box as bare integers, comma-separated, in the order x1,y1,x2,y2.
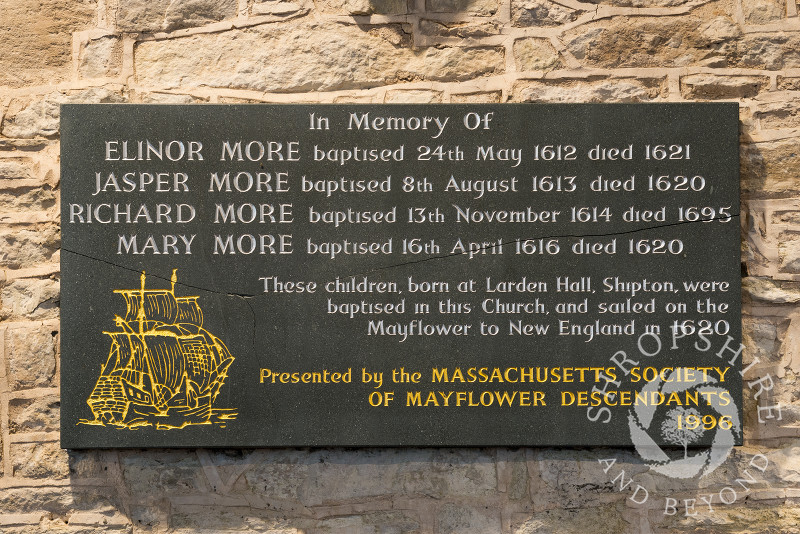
336,0,495,15
63,446,674,532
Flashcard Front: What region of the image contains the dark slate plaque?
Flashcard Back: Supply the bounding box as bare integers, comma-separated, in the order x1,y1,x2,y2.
60,104,742,448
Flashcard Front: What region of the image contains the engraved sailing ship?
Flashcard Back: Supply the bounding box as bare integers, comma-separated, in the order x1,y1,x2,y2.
80,270,236,430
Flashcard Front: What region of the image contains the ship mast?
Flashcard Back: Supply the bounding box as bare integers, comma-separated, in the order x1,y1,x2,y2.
138,271,146,334
171,269,178,295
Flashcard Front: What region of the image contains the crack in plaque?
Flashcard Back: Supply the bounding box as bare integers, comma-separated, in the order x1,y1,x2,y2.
337,212,742,280
61,212,740,299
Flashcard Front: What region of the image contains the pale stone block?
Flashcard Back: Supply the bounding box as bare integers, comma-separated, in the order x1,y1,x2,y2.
681,75,769,100
4,324,57,389
12,442,69,479
741,139,800,198
512,1,579,27
450,91,502,102
514,79,664,103
742,0,785,25
514,39,561,71
9,396,60,434
79,37,123,79
117,0,238,32
2,89,125,139
0,227,60,269
315,0,409,15
427,0,499,14
0,0,95,88
134,22,503,93
0,278,60,322
385,90,443,103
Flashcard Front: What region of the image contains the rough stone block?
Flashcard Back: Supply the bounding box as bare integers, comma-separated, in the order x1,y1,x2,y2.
252,449,499,505
0,184,57,216
315,0,409,15
0,0,96,88
513,78,664,102
514,39,561,71
451,91,502,102
251,0,307,16
419,19,501,38
119,451,206,494
309,512,419,534
565,16,740,69
738,35,800,70
742,0,785,25
385,90,443,102
79,37,123,79
512,1,580,27
12,442,69,479
2,90,125,139
681,75,769,100
117,0,238,32
4,324,58,389
9,396,60,434
437,503,501,534
753,99,800,129
741,139,800,198
134,22,503,92
512,505,632,534
427,0,499,14
0,227,61,269
0,160,36,181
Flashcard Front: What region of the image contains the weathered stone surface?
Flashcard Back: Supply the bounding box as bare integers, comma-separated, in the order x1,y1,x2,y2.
169,509,302,532
512,505,632,534
385,89,443,102
311,512,420,534
753,98,800,129
252,0,308,15
244,449,499,505
0,278,60,322
743,277,800,304
0,160,36,181
438,503,500,534
583,0,690,5
0,0,96,88
514,78,664,102
565,16,742,69
427,0,499,14
79,37,123,79
742,0,784,25
316,0,409,14
0,226,60,269
736,35,800,69
451,91,502,102
681,74,768,100
119,451,206,494
4,325,58,389
419,19,501,38
136,92,205,104
135,23,503,92
0,184,56,216
514,39,561,71
741,139,800,198
512,0,580,27
12,442,69,479
117,0,238,32
2,89,125,139
9,396,59,434
743,315,784,365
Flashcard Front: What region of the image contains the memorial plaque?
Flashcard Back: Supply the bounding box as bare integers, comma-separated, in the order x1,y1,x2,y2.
60,104,742,448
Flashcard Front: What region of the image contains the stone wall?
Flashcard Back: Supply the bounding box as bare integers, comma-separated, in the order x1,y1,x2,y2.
0,0,799,532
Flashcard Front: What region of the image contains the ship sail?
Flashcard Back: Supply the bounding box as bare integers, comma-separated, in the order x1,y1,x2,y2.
82,269,237,429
